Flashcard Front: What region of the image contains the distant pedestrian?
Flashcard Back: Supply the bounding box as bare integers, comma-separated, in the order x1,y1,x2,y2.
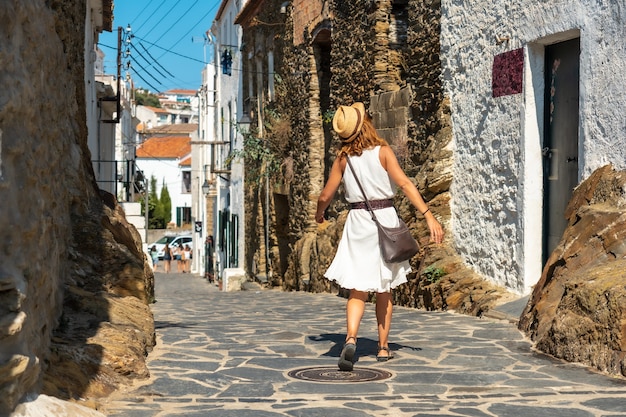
150,245,159,271
182,244,192,273
315,102,444,371
163,243,172,273
205,235,215,282
174,245,183,273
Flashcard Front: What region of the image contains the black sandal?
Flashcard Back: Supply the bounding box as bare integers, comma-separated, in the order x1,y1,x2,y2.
338,336,357,371
376,345,394,362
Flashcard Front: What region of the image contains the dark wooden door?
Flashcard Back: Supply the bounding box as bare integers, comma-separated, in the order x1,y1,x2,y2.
543,38,580,262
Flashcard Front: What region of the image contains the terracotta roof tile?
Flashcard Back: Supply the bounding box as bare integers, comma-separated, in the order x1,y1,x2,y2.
180,155,192,166
145,123,198,135
136,136,191,159
162,89,198,96
142,105,170,114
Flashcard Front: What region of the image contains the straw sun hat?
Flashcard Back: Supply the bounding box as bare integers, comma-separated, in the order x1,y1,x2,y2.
332,102,365,142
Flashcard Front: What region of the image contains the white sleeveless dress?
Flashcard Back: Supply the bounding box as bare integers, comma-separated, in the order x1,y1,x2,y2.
324,146,411,292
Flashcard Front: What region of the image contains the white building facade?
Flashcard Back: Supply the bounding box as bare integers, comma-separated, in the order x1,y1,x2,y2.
159,89,200,124
204,0,247,281
192,63,217,275
135,136,193,228
441,1,626,294
87,1,133,200
135,105,172,129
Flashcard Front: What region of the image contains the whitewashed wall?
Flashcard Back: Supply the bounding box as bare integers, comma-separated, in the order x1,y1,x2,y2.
441,1,626,294
192,63,217,274
135,158,192,224
211,0,245,275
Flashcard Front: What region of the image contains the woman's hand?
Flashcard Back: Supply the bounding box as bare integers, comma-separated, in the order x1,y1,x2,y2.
380,146,445,244
425,213,444,244
315,157,344,224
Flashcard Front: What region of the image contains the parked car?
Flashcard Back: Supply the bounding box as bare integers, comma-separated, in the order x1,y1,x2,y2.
149,235,193,260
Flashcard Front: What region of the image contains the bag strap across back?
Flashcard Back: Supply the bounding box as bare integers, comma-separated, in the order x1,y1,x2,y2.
345,156,380,224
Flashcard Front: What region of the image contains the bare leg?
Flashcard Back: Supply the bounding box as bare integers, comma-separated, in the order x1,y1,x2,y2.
376,291,393,359
338,289,367,371
346,289,368,340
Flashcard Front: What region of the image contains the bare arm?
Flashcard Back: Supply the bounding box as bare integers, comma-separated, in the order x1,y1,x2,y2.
315,156,345,223
380,146,444,243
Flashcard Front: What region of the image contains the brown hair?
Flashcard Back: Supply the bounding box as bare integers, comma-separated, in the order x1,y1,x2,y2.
338,114,388,157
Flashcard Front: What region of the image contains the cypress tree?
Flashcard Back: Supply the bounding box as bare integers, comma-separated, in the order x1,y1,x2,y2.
147,176,163,229
160,181,172,226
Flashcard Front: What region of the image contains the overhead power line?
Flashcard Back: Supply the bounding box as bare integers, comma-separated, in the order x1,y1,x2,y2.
142,0,184,43
99,43,116,51
130,67,161,93
131,43,168,79
152,0,200,46
162,1,221,53
138,42,176,78
135,35,206,64
101,1,223,90
127,52,163,87
133,0,166,34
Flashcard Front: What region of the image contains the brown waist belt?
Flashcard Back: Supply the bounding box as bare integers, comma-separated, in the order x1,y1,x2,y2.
350,199,393,210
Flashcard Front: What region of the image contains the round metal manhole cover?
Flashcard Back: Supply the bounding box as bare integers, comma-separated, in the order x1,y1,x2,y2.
287,366,393,383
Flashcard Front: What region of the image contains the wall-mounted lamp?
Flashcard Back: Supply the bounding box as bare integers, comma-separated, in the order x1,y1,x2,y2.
201,179,211,195
237,113,252,131
202,164,217,196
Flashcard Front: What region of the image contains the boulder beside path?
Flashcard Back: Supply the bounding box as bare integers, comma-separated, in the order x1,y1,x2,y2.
519,165,626,378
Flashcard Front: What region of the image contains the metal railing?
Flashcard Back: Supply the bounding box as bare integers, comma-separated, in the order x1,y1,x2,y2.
92,159,144,202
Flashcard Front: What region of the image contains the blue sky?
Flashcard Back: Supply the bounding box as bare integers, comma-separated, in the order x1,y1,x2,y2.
99,0,221,92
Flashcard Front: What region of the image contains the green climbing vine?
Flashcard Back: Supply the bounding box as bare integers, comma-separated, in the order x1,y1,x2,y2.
226,106,291,186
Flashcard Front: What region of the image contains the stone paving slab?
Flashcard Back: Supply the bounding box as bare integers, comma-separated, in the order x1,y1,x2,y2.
101,273,626,417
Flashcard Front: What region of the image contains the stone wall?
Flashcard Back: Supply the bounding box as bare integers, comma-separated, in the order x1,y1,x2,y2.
291,0,327,46
277,0,513,314
0,1,154,413
240,0,296,283
0,1,84,411
370,87,412,159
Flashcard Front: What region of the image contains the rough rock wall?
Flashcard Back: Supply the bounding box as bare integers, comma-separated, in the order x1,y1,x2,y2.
0,1,154,413
278,0,513,314
280,0,374,290
405,0,445,172
0,1,86,411
519,165,626,378
329,0,376,108
43,193,155,403
241,0,301,283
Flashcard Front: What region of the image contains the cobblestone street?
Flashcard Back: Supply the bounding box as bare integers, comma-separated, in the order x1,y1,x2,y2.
102,273,626,416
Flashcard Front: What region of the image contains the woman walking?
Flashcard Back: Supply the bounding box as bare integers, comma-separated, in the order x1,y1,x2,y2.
163,243,173,274
315,102,444,371
182,244,192,273
150,245,159,272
